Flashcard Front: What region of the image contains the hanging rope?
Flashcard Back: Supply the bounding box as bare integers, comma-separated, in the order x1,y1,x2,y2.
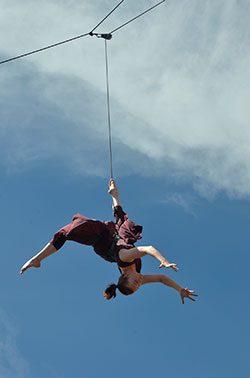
104,39,113,179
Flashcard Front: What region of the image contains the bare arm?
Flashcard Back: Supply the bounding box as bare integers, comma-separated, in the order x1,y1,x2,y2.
118,245,179,272
141,274,182,290
141,274,198,304
108,178,121,207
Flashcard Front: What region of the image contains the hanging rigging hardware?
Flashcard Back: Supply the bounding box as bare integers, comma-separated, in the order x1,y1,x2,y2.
89,32,112,40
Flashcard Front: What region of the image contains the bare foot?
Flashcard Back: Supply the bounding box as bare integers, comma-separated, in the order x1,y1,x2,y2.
20,257,41,274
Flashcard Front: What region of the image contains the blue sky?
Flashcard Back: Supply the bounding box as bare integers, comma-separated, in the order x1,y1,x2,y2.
0,1,250,377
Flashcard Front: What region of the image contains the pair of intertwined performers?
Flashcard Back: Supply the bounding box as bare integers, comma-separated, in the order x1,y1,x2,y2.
20,179,197,303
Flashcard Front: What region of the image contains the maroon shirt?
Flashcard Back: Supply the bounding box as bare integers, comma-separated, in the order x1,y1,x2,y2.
50,206,142,272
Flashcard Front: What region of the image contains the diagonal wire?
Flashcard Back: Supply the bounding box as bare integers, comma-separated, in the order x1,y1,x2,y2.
0,0,167,66
104,39,113,179
90,0,125,34
0,32,90,65
110,0,166,34
0,0,125,65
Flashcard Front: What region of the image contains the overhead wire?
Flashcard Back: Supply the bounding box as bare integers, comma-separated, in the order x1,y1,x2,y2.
0,0,125,65
0,32,90,65
110,0,166,34
0,0,166,65
89,0,124,34
0,0,167,178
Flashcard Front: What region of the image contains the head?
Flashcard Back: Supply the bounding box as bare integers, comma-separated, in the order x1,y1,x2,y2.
104,272,143,300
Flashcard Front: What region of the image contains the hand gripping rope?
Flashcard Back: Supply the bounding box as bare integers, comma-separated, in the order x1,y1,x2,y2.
0,0,167,178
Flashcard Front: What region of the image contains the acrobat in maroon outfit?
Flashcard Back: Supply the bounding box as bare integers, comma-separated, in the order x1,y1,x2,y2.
50,205,142,273
20,179,197,303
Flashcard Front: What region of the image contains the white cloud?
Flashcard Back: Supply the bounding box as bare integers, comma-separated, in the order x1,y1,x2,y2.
0,309,30,378
0,0,250,199
161,192,197,217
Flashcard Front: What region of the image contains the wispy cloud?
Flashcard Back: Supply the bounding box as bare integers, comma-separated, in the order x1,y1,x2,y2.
161,192,198,217
1,0,250,199
0,309,30,378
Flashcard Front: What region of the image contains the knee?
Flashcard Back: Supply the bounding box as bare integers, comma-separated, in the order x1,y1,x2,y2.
51,231,67,250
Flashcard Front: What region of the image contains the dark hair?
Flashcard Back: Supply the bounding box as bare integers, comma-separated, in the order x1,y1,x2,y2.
103,274,134,300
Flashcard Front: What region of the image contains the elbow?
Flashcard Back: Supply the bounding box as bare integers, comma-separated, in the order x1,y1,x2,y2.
158,274,167,284
147,245,154,253
159,274,165,284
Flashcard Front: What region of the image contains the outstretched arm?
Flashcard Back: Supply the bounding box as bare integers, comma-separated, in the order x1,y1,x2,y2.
108,178,121,207
119,245,179,272
141,274,198,304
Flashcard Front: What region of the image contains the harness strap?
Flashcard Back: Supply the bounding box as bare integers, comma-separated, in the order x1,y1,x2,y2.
108,235,120,260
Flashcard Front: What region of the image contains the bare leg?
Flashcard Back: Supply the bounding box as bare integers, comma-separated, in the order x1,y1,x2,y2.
20,243,57,274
